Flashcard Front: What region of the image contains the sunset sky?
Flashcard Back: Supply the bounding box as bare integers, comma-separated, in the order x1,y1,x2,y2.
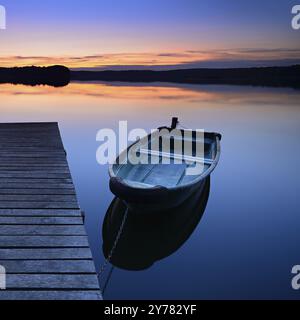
0,0,299,69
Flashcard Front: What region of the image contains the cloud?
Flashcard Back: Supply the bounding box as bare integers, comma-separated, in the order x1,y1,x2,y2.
157,53,190,58
81,55,105,59
236,48,300,53
0,47,300,69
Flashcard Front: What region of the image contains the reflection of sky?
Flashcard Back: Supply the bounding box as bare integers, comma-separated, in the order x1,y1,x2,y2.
0,82,299,137
0,82,300,298
1,82,299,105
0,0,299,68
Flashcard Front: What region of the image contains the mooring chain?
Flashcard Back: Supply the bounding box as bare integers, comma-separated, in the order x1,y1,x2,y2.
97,207,129,279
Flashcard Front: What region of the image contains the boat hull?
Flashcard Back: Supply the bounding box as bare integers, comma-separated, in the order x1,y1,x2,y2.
109,124,221,213
109,175,207,212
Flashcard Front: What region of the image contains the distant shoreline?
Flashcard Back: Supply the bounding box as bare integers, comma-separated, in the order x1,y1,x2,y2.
0,65,299,89
71,65,300,89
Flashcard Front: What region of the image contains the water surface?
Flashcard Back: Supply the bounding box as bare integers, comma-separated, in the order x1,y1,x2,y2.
0,81,300,299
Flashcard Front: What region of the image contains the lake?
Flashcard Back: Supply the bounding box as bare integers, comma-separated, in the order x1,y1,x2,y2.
0,81,300,299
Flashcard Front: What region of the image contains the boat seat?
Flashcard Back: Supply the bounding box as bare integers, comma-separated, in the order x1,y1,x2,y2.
138,148,214,165
123,179,155,188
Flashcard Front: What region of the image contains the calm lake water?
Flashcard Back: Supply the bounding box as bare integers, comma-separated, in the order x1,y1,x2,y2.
0,82,300,299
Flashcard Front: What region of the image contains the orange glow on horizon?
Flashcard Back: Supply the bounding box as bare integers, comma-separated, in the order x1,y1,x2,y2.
1,48,299,69
0,51,211,68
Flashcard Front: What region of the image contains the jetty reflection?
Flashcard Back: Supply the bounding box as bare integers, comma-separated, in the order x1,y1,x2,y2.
102,177,211,271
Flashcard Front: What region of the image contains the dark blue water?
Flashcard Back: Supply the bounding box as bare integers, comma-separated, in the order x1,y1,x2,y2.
1,82,300,299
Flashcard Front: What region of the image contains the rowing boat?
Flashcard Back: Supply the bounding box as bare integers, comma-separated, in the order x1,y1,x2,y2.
109,118,221,211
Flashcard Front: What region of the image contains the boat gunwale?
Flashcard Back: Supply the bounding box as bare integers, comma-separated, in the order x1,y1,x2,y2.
109,128,221,191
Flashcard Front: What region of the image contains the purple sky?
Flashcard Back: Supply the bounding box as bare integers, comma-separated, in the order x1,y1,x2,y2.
0,0,299,69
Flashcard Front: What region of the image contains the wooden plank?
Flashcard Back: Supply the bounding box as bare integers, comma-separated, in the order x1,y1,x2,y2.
0,209,81,216
0,122,58,128
0,139,63,142
0,132,59,138
0,290,101,300
0,127,60,132
0,134,59,138
0,147,66,152
0,151,64,156
0,183,75,189
0,132,60,138
0,135,60,139
0,128,59,133
0,235,89,247
0,133,60,138
0,139,61,142
0,260,96,273
0,122,101,299
0,137,61,142
0,159,67,165
0,144,63,148
0,172,71,178
0,189,76,195
0,154,65,159
0,165,69,169
0,202,79,209
0,225,86,235
5,274,99,289
0,194,77,202
0,248,92,260
0,130,57,134
0,164,68,169
0,178,73,184
0,126,59,131
0,135,62,141
0,167,70,173
0,135,59,138
0,127,58,132
0,126,58,130
0,216,83,225
0,154,66,158
0,136,61,140
0,162,68,166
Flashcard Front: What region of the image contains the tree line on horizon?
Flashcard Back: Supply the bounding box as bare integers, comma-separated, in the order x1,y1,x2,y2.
0,64,299,88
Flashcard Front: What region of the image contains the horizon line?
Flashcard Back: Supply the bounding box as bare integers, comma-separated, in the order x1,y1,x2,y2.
1,61,300,71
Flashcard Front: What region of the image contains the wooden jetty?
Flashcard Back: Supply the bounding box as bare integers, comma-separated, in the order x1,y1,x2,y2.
0,122,102,300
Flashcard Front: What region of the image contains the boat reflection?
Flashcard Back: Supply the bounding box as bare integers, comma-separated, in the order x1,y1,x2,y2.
102,176,211,271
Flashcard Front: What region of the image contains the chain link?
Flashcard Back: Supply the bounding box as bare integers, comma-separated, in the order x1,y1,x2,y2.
97,207,129,279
